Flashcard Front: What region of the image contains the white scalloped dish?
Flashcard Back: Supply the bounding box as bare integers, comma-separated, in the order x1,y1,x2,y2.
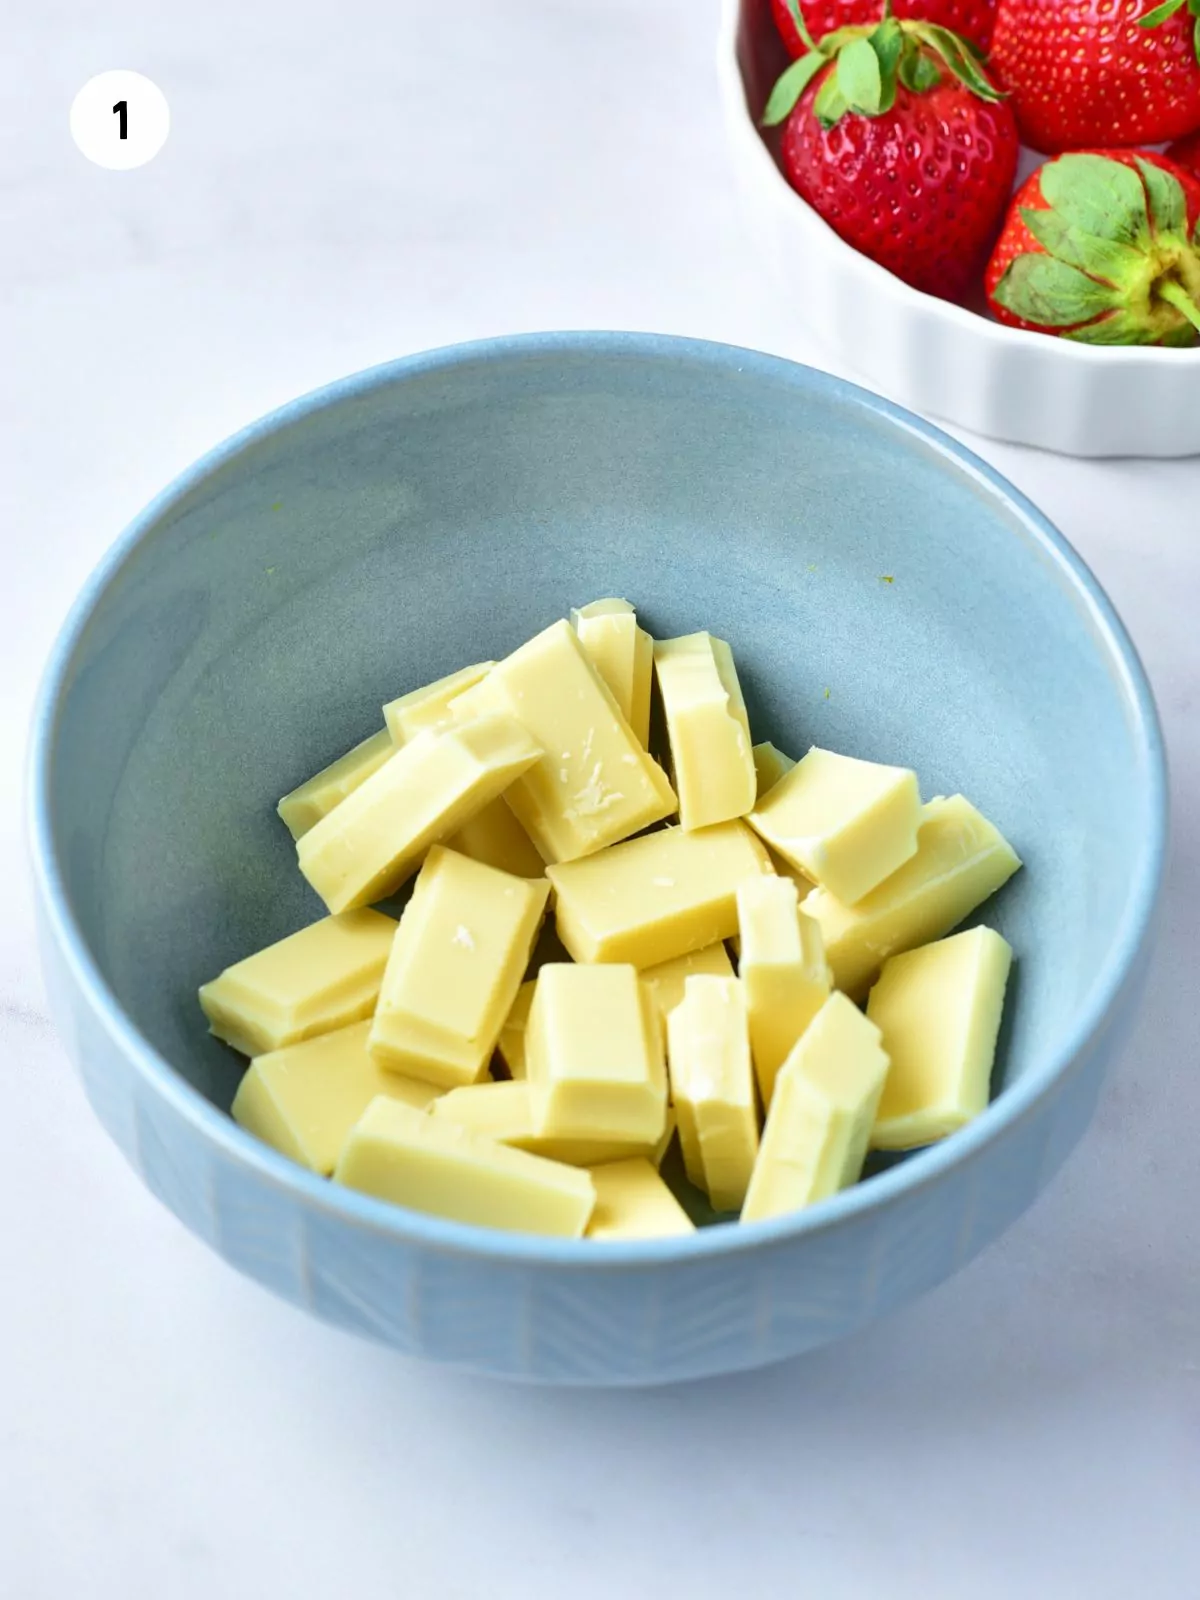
718,0,1200,457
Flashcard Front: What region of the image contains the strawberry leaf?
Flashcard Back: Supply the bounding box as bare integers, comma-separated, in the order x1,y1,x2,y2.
908,22,1004,101
788,14,997,127
1195,12,1200,65
1066,299,1198,346
898,42,941,93
1039,154,1150,245
1065,310,1154,345
813,71,849,128
869,15,905,111
837,37,884,114
763,50,829,126
994,257,1121,326
1136,157,1187,235
1021,208,1145,283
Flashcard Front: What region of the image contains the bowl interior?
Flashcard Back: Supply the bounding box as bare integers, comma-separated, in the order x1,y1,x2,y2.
42,337,1156,1183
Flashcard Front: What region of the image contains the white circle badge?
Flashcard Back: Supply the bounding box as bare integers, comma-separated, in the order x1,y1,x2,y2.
70,71,169,170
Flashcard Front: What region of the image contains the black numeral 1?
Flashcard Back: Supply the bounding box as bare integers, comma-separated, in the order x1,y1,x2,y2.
113,100,128,140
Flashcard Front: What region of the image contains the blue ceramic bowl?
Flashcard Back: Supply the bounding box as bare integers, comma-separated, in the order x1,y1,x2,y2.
30,333,1166,1386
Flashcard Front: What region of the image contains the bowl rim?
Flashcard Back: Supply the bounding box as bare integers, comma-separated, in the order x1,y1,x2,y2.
28,329,1168,1267
716,0,1200,370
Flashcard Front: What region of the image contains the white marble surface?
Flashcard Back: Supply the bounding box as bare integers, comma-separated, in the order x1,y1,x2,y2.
4,3,1199,1595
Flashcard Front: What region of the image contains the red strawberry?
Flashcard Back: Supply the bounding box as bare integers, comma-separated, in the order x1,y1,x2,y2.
990,0,1200,153
770,0,997,55
1168,128,1200,178
986,150,1200,344
764,8,1019,300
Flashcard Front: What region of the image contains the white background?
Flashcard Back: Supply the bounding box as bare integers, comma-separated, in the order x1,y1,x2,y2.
4,3,1199,1596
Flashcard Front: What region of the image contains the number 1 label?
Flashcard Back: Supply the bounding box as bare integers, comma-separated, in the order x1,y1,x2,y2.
70,71,169,169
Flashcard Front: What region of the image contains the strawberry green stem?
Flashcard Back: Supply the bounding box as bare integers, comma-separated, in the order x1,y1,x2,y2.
1157,278,1200,334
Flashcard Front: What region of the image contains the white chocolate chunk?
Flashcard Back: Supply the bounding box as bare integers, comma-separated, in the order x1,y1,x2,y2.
199,908,396,1057
654,633,756,830
736,875,831,1107
749,745,921,905
445,797,545,877
369,847,549,1088
750,740,816,896
742,993,888,1223
752,741,797,800
494,979,536,1080
449,620,675,863
587,1157,695,1240
525,964,668,1147
296,713,541,912
548,820,773,968
277,728,395,840
335,1096,595,1237
641,942,735,1023
383,662,494,744
868,925,1013,1149
805,794,1021,999
231,1020,442,1174
667,975,759,1212
571,599,654,749
431,1079,676,1167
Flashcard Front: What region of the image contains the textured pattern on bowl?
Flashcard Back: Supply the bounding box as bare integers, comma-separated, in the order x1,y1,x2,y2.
30,333,1165,1385
718,0,1200,459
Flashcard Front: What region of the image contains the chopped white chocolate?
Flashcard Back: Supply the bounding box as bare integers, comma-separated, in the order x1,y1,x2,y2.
369,847,549,1088
335,1096,595,1237
383,662,494,744
742,993,889,1223
449,620,676,863
868,925,1013,1149
654,633,756,830
587,1157,695,1240
297,713,541,912
548,820,773,967
749,745,922,905
199,908,396,1057
231,1020,442,1174
667,975,759,1212
752,741,797,800
277,728,395,841
431,1079,676,1167
203,601,1031,1243
444,797,545,878
571,598,654,749
737,875,831,1107
494,979,536,1079
806,794,1021,999
641,942,735,1023
525,964,668,1147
